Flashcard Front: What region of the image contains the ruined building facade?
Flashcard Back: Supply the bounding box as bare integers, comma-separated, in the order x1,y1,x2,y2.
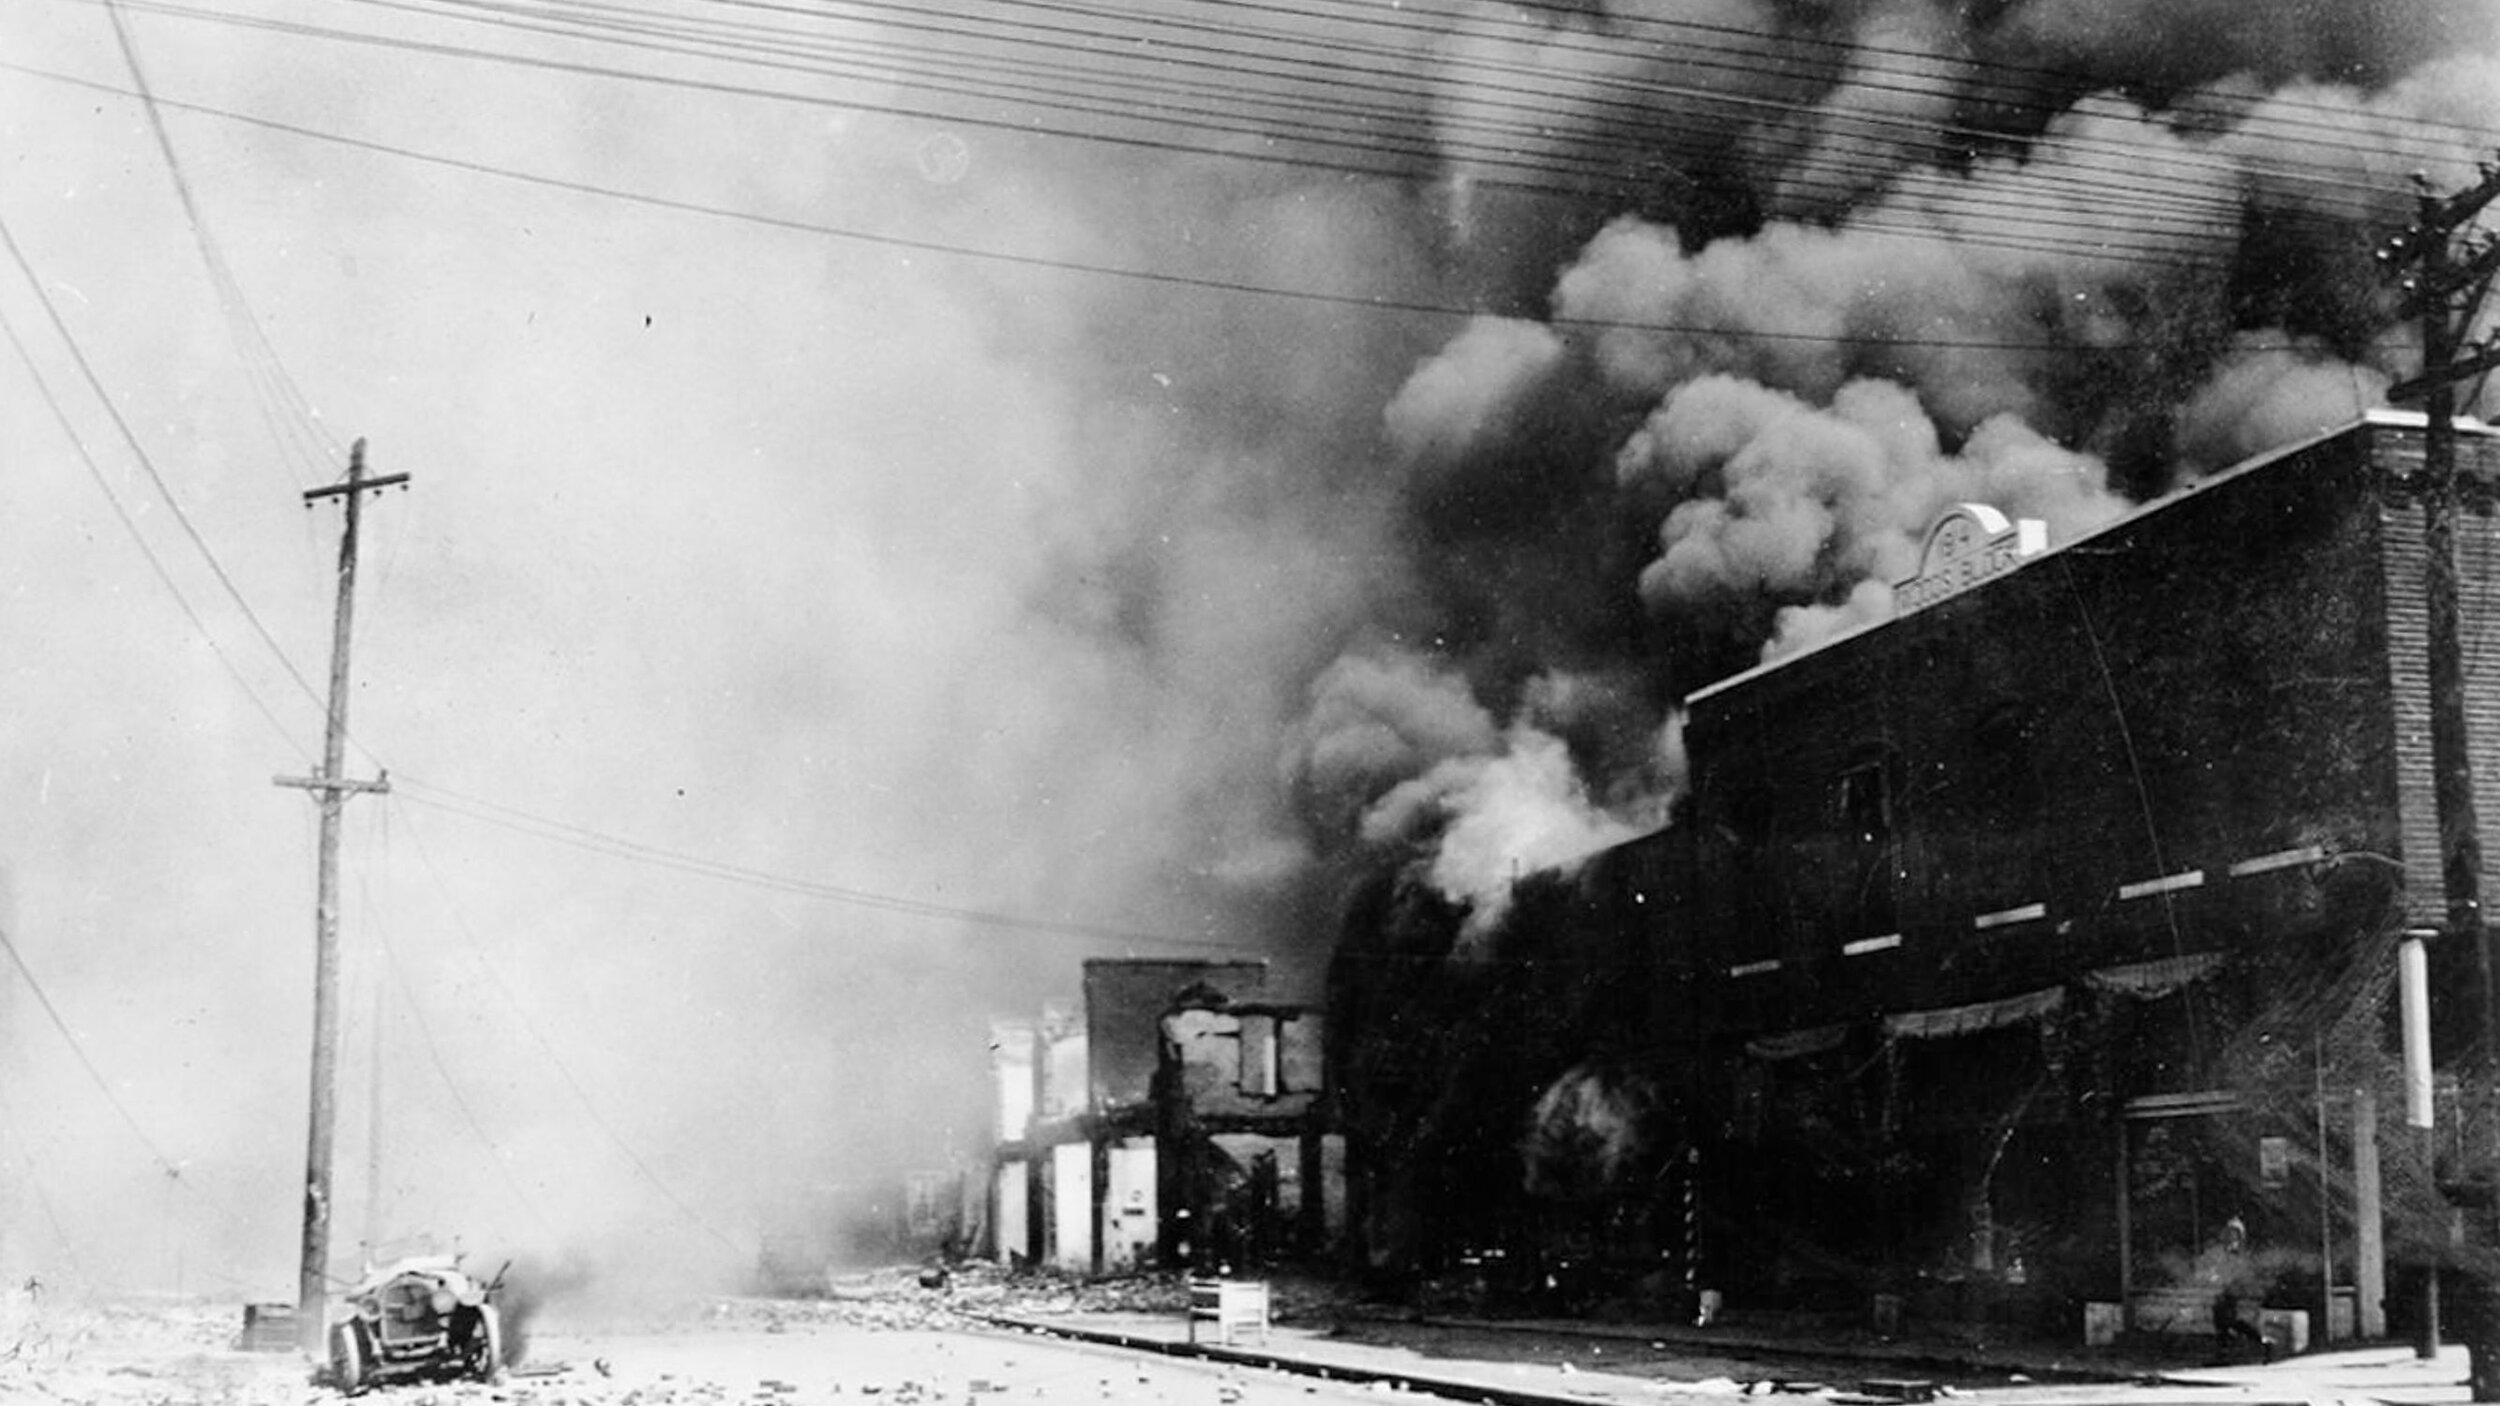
989,958,1344,1274
1330,413,2500,1343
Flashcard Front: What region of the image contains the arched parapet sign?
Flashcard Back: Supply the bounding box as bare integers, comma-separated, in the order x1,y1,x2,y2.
1893,503,2048,614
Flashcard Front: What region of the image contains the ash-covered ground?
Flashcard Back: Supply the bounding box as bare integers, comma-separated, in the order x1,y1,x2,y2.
0,1267,1369,1406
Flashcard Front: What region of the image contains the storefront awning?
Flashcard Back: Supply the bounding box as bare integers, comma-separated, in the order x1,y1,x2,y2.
2085,951,2225,999
1745,1023,1852,1061
1883,986,2064,1040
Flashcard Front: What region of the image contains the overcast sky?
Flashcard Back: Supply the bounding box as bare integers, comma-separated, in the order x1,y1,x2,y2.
3,0,2496,1305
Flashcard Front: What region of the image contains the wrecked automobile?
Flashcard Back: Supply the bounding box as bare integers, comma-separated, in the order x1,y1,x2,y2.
328,1255,504,1392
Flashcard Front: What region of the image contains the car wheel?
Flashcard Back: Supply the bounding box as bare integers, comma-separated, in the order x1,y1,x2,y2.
468,1303,504,1382
329,1320,369,1395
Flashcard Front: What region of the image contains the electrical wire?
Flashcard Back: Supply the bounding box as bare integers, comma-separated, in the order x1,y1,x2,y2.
0,59,2373,355
1392,0,2500,149
390,776,1260,952
356,841,563,1243
57,0,2443,269
386,800,750,1257
1256,0,2493,177
346,0,2284,238
100,0,344,493
50,0,2485,315
0,303,315,764
437,0,2473,213
334,0,2294,254
0,1085,92,1286
0,924,196,1187
0,207,337,728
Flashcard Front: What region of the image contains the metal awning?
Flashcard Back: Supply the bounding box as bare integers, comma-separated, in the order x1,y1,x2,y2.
2085,951,2225,999
2123,1090,2241,1120
1883,986,2064,1040
1745,1023,1853,1061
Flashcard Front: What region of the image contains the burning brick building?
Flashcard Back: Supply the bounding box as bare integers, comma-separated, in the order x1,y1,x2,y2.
988,958,1343,1274
1331,412,2500,1345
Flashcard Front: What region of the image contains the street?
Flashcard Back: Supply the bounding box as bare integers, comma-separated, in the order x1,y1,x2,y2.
0,1293,1700,1406
0,1274,2474,1406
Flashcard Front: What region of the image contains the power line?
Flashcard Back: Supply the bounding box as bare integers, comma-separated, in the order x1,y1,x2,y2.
971,0,2426,212
64,0,2496,293
355,830,562,1243
0,206,337,725
0,923,193,1186
567,0,2466,211
0,1085,93,1286
338,0,2298,255
718,0,2452,221
391,776,1258,952
57,0,2413,268
101,0,342,494
1,59,2364,355
10,77,1261,964
385,800,749,1256
1386,0,2500,150
0,302,315,764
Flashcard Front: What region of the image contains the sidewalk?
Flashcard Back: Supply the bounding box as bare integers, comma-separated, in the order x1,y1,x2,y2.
979,1307,2475,1406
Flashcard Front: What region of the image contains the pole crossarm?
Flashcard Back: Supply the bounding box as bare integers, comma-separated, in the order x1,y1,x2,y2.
2420,161,2500,234
273,773,391,796
302,472,409,504
2388,343,2500,404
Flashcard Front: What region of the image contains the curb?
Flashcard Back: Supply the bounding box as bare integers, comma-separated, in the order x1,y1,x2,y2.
975,1313,2390,1406
1355,1311,2141,1386
976,1312,1654,1406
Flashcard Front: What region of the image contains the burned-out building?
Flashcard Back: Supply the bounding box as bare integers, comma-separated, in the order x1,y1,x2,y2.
1331,412,2500,1345
988,958,1342,1274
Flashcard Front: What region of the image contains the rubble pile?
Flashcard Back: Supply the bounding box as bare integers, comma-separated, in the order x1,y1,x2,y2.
904,1263,1361,1327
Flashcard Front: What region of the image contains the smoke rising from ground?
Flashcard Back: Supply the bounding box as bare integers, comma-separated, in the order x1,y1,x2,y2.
1,0,2497,1305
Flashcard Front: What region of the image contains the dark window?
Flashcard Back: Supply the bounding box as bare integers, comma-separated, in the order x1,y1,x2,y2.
1974,703,2041,805
1837,761,1891,843
1835,752,1900,942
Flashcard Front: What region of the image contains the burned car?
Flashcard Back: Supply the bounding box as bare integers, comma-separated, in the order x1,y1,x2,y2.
328,1255,504,1392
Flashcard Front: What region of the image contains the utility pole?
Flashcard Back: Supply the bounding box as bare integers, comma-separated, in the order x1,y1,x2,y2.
2383,159,2500,1384
275,438,407,1356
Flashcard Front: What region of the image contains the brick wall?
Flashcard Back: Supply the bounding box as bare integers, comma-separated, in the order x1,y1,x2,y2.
1678,420,2500,1038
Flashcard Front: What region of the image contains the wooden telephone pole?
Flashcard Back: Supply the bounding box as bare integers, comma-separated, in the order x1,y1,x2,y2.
275,438,407,1355
2383,159,2500,1384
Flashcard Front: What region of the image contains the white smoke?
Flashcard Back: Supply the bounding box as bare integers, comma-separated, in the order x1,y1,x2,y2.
1617,375,2125,644
1760,2,1976,222
1288,645,1674,948
1552,90,2250,439
1382,316,1571,470
1290,647,1502,834
1361,721,1647,949
2175,334,2394,475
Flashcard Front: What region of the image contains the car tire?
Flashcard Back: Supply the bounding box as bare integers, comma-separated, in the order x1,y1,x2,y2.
468,1303,504,1383
329,1320,369,1395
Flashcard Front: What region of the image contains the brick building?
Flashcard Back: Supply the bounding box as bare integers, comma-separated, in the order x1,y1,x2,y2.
1331,412,2500,1344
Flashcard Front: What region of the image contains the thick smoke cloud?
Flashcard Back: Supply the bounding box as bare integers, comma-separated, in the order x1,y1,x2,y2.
4,0,2497,1304
1296,0,2500,933
1986,0,2500,94
1618,374,2125,651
